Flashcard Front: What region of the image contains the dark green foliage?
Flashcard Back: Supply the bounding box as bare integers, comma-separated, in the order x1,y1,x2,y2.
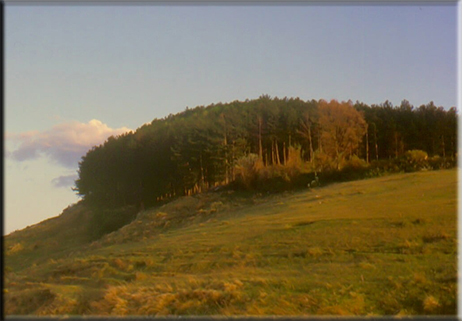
402,150,429,172
74,96,457,227
234,154,262,190
428,155,456,170
88,205,138,240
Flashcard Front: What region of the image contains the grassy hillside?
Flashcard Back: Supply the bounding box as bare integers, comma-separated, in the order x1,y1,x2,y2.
4,169,457,316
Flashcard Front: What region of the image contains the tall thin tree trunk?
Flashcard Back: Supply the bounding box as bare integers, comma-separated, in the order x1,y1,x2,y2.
231,142,235,181
365,124,369,164
223,115,229,184
283,142,286,165
271,140,276,165
441,135,446,158
308,123,314,163
374,125,379,161
275,141,281,165
452,135,456,158
258,116,263,161
200,154,205,184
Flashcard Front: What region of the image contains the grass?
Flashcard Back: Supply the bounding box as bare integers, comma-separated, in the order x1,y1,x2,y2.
4,169,457,316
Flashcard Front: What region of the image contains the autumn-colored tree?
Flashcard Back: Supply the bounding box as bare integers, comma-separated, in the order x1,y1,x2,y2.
318,100,367,170
74,96,456,214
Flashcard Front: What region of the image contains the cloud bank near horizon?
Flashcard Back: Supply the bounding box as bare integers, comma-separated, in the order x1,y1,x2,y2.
7,119,133,168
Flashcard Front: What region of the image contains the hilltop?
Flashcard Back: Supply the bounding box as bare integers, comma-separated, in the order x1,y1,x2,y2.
73,97,457,218
4,169,457,316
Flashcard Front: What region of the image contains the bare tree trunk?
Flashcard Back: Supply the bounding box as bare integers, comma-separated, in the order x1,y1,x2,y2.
200,154,205,185
275,141,281,165
270,141,274,165
231,142,235,181
308,123,314,163
283,142,286,165
365,124,369,164
222,115,229,184
258,116,263,161
441,135,446,158
374,125,379,161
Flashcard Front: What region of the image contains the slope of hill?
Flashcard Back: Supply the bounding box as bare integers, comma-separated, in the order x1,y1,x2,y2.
4,169,457,316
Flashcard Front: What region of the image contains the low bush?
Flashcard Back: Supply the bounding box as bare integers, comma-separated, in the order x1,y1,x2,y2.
403,150,429,172
233,150,457,194
428,155,457,170
365,150,457,177
322,156,370,182
234,154,262,189
88,205,139,240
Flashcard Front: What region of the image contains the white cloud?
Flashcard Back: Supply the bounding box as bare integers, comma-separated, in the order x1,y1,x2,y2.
7,119,132,168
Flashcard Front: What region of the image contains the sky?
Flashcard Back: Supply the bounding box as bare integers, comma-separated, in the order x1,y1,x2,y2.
4,3,458,235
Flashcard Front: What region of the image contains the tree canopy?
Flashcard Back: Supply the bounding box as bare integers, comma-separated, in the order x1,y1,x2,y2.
318,100,367,169
74,96,457,210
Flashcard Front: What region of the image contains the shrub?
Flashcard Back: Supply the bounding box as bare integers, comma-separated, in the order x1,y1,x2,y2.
254,175,290,193
234,154,262,189
428,155,457,170
428,155,443,170
367,155,426,177
88,205,138,240
340,155,368,170
285,146,304,178
318,157,370,183
403,150,429,172
312,151,336,172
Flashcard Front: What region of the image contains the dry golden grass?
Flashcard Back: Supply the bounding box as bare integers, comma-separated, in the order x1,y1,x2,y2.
4,169,457,316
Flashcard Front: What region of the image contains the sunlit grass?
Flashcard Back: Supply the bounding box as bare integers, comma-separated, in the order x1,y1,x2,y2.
4,169,457,316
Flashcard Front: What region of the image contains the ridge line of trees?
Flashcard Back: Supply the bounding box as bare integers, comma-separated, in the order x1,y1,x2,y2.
74,96,457,210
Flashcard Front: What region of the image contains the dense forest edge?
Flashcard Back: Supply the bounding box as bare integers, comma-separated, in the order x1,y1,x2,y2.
73,96,457,238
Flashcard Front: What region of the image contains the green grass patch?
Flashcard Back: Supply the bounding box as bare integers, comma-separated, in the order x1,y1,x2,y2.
4,169,457,316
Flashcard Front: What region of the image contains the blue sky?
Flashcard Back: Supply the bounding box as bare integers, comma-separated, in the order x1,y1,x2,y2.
5,3,458,234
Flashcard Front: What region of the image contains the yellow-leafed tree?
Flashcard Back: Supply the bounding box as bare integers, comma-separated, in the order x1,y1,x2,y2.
318,100,367,170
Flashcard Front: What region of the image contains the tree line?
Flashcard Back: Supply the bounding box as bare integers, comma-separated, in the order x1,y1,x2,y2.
74,96,457,210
